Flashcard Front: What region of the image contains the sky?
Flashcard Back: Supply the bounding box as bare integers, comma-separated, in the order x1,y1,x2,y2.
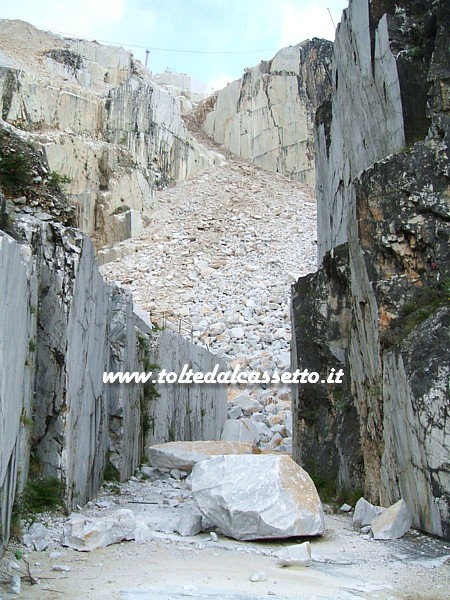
0,0,348,92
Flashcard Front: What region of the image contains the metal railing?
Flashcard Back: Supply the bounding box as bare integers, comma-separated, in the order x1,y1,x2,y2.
149,311,194,341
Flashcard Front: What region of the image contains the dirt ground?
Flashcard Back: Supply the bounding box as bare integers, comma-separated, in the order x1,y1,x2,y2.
2,473,449,600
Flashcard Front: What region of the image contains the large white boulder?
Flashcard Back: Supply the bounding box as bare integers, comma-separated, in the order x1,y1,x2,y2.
371,499,412,540
147,440,254,471
191,454,324,540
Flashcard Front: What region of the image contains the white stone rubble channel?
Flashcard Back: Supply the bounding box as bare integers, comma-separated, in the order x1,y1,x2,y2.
100,151,317,453
2,462,450,599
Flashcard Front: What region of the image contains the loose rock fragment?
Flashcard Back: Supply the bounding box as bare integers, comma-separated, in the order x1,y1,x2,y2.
277,541,312,567
62,509,137,551
371,499,412,540
250,570,268,582
8,574,21,595
23,522,49,551
353,497,385,529
175,509,203,537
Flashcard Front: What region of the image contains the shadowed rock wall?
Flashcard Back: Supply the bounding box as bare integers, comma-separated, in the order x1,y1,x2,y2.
292,0,450,538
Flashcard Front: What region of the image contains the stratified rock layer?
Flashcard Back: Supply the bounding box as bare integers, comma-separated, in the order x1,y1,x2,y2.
192,454,324,540
0,20,214,250
199,39,332,186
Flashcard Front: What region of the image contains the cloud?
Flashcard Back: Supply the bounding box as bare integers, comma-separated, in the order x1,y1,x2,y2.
2,0,126,38
207,74,240,94
279,1,346,46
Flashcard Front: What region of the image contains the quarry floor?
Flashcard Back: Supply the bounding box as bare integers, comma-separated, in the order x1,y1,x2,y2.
2,472,450,600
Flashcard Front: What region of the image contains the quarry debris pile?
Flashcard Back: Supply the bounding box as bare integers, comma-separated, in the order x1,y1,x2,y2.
100,151,317,454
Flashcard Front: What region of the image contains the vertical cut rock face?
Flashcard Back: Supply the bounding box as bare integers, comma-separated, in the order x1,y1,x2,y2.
292,0,450,539
0,214,227,552
199,39,333,186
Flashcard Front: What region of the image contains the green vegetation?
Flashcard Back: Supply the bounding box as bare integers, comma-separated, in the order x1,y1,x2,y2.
47,171,72,193
310,473,337,504
46,49,83,71
0,152,32,191
439,275,450,302
20,477,65,514
382,277,450,349
167,424,175,442
137,332,160,458
142,412,155,439
20,414,34,430
311,473,363,509
111,204,130,216
103,460,120,482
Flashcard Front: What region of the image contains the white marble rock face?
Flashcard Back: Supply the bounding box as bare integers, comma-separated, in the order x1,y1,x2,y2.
202,41,333,187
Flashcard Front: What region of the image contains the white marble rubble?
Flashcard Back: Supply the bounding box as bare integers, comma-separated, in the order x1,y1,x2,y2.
100,146,318,455
62,509,140,551
353,497,386,529
353,497,412,540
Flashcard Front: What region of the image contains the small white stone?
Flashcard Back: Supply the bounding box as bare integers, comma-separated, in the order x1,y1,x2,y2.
230,326,245,339
9,574,21,595
250,571,267,582
52,564,71,572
